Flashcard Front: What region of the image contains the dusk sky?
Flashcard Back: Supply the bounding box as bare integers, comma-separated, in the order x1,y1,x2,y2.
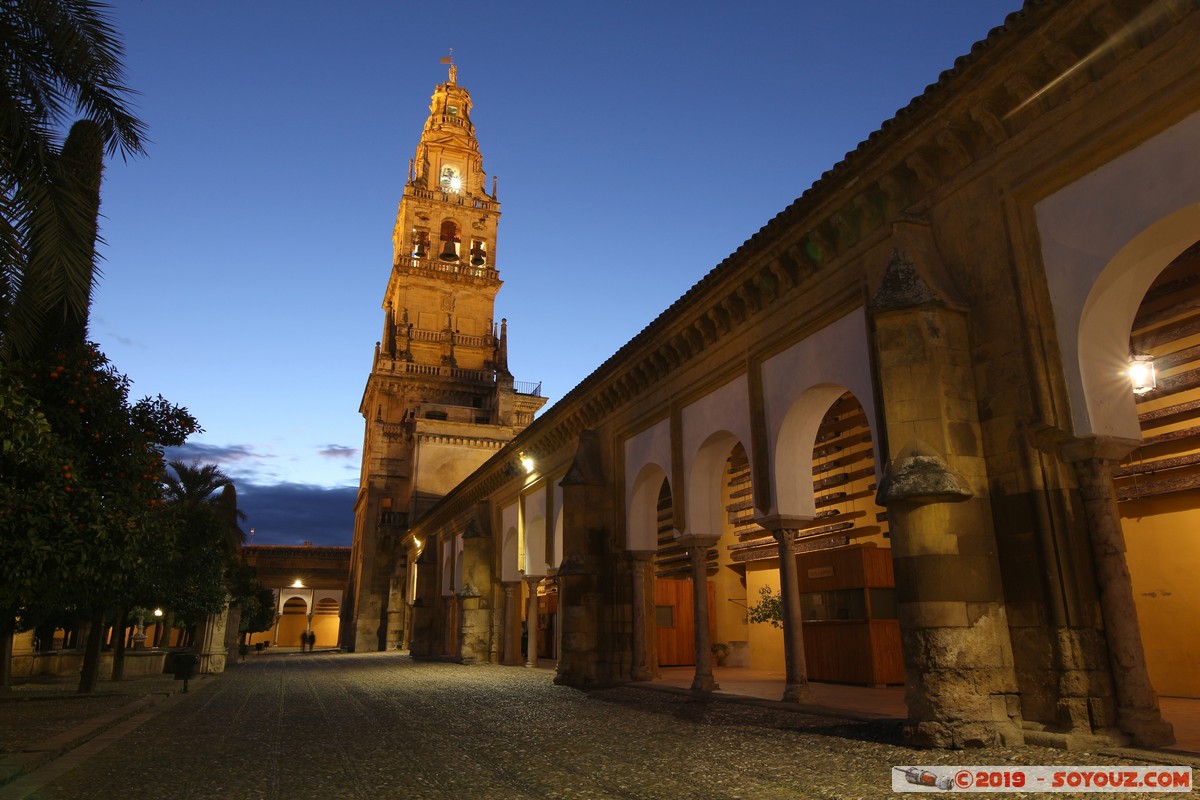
88,1,1020,546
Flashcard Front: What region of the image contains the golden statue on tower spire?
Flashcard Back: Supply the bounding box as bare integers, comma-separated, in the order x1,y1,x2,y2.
440,50,457,84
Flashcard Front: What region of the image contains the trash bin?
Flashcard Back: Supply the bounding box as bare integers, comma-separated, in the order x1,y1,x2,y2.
172,653,199,681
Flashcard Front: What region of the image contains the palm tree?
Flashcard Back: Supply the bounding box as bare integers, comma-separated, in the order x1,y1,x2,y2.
156,461,245,648
0,0,146,359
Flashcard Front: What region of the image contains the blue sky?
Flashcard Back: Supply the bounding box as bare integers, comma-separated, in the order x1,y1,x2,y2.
89,1,1020,546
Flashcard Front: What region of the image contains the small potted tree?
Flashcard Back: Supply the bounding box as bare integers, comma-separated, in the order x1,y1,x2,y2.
711,641,730,667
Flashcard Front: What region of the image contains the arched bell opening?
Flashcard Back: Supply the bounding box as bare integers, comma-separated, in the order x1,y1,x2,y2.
410,227,430,259
438,220,461,262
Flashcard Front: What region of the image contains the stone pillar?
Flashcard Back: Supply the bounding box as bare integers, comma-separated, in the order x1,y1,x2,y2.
1066,440,1174,747
502,582,520,665
196,598,230,674
629,550,655,681
458,521,495,665
408,547,439,658
457,583,490,664
870,248,1023,748
771,527,812,703
678,532,719,693
385,563,407,651
525,575,542,667
555,431,608,688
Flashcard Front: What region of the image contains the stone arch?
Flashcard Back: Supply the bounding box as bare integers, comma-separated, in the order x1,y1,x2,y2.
759,308,880,520
1078,206,1200,439
687,429,743,536
501,524,520,583
276,596,309,648
774,383,855,519
551,481,564,570
624,417,673,550
628,462,670,551
1034,109,1200,438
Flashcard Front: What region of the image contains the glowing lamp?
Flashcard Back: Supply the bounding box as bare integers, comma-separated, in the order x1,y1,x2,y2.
520,453,535,474
1129,354,1156,395
292,579,305,588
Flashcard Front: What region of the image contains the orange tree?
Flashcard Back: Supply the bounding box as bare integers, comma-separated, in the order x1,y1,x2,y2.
0,343,198,691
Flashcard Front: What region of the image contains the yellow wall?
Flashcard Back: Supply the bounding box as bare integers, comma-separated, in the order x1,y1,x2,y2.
745,563,785,671
1121,494,1200,697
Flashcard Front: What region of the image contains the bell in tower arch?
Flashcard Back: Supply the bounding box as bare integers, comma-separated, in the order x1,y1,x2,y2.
470,240,486,267
439,221,461,262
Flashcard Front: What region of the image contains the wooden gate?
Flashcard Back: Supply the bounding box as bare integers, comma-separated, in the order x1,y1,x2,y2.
654,579,715,666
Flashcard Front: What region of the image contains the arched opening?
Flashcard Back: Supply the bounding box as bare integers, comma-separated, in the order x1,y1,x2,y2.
438,220,461,262
1115,242,1200,712
275,596,309,649
742,391,900,684
652,477,711,667
312,597,340,648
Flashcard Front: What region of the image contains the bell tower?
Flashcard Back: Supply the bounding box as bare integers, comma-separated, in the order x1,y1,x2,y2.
346,59,547,653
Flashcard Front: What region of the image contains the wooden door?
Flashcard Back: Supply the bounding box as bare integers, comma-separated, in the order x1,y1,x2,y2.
654,579,715,667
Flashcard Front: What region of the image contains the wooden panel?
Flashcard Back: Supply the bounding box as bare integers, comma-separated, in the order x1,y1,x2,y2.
653,579,715,667
868,620,905,686
861,547,895,588
802,622,873,684
655,579,694,666
800,619,904,686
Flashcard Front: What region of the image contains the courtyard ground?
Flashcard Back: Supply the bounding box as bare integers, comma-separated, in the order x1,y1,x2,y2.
0,652,1196,799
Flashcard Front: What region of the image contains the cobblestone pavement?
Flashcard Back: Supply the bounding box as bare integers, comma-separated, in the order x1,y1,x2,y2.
2,652,1196,799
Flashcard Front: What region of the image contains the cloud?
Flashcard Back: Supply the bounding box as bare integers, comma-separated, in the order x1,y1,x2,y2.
165,442,265,463
237,482,357,548
317,444,358,459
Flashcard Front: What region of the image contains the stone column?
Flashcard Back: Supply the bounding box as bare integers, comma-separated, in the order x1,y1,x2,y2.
678,533,720,693
196,598,231,674
869,249,1023,747
525,576,543,667
771,528,812,703
555,431,608,688
502,582,520,665
408,547,439,658
629,550,655,681
1066,440,1174,747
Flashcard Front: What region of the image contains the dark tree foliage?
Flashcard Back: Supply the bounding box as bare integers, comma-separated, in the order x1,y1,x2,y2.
0,0,146,359
0,343,198,690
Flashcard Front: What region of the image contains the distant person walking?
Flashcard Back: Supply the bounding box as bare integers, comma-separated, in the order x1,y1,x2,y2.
300,631,308,651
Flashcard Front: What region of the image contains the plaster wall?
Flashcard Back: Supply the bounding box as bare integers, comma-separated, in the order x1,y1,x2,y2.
1035,110,1200,439
681,375,751,536
760,307,880,519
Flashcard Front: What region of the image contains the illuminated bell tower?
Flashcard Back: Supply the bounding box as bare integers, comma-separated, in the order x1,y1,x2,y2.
347,60,546,653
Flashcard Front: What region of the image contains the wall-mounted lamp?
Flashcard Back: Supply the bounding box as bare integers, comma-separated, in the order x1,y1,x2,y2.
1129,354,1157,395
520,452,535,474
292,579,305,588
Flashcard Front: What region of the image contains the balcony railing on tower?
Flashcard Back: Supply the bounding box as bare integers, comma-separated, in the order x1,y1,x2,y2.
394,254,498,282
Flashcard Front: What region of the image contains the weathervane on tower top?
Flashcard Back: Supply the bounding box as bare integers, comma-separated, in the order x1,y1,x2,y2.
440,49,456,84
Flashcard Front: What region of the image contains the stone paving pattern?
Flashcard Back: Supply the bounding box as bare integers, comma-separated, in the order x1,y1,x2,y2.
1,653,1196,799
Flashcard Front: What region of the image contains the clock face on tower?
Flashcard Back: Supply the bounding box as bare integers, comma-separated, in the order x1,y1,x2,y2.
440,165,462,193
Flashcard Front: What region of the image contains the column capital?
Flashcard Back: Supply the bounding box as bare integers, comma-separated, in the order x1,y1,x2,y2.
753,514,812,534
673,531,720,549
628,549,656,562
1061,435,1140,464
